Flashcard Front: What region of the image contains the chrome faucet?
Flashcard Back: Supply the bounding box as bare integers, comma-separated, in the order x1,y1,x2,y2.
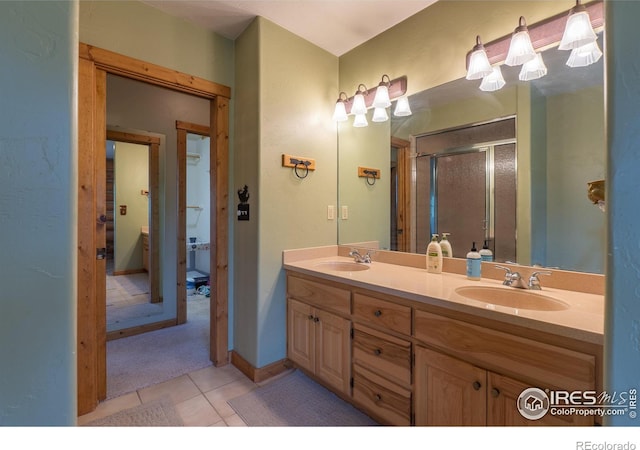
495,265,552,290
528,271,552,290
494,265,527,289
349,248,372,264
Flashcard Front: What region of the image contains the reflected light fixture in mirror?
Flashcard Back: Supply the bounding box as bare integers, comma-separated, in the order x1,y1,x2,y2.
567,41,602,67
519,52,547,81
332,74,410,127
479,66,506,92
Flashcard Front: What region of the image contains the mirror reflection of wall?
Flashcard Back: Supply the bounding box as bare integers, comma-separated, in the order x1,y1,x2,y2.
186,134,211,297
339,33,605,274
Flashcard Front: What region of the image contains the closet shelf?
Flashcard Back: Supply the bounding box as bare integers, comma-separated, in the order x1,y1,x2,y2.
187,152,201,161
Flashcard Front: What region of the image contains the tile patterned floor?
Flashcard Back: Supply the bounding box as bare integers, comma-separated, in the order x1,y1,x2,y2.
77,364,276,426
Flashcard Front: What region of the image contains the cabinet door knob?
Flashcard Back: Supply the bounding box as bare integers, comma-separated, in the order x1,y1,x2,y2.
375,394,382,402
491,388,500,398
374,349,382,356
374,310,382,317
472,381,482,391
313,316,320,323
308,314,314,321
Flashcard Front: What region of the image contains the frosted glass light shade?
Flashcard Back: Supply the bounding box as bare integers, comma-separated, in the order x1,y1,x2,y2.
466,48,493,80
519,53,547,81
332,101,348,122
351,92,367,116
353,113,368,128
372,84,391,108
566,41,602,67
559,10,597,50
372,107,389,122
505,30,536,66
479,66,506,92
393,96,412,117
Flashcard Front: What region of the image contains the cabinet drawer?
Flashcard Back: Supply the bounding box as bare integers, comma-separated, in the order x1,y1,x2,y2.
352,323,411,386
352,364,411,426
287,275,350,315
353,293,411,335
414,309,595,391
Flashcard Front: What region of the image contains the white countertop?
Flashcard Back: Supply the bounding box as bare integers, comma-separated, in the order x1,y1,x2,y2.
283,255,604,345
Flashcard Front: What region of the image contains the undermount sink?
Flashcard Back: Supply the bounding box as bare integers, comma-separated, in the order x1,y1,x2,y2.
454,286,569,311
314,261,370,272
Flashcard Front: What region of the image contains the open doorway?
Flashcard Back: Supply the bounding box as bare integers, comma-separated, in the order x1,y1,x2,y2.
77,43,230,415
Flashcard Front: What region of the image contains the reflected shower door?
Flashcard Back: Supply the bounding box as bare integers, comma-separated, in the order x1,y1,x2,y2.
435,151,487,258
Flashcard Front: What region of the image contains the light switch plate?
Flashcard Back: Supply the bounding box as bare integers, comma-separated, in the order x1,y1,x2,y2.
341,205,348,220
327,205,335,220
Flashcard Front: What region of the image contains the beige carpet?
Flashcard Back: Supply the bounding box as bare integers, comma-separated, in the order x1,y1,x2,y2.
228,370,378,426
83,397,183,427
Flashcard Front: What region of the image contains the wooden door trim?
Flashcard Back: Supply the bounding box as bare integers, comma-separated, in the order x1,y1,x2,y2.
175,121,211,325
78,43,230,415
392,137,411,252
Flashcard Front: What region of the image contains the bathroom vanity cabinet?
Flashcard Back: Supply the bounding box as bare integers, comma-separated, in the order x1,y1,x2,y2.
285,270,602,427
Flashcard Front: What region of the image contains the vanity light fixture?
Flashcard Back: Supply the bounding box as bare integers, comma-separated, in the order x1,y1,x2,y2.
372,75,392,108
505,16,536,66
465,0,604,91
479,66,506,92
332,75,410,126
566,41,602,67
466,36,493,80
332,92,349,122
351,84,368,116
519,52,547,81
559,0,598,50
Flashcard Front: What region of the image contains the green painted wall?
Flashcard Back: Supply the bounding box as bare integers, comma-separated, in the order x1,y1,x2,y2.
114,142,149,273
234,18,338,367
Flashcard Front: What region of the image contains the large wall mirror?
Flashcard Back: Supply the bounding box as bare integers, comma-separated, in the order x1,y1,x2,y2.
338,32,605,274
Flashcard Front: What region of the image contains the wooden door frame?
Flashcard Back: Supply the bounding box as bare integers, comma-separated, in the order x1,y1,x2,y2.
77,43,230,415
106,130,161,308
391,137,411,252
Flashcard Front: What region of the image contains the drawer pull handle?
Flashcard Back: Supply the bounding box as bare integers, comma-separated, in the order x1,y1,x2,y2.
313,316,320,323
374,349,382,356
374,310,382,317
308,315,314,321
472,381,482,391
491,388,500,398
375,394,382,402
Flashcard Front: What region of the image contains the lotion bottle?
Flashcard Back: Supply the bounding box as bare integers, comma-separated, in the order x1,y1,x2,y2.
440,233,453,258
479,240,493,262
426,234,443,274
466,242,482,280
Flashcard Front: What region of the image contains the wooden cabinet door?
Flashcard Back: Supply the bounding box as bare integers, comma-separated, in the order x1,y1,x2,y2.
314,308,351,395
287,298,314,374
487,372,594,426
415,345,486,426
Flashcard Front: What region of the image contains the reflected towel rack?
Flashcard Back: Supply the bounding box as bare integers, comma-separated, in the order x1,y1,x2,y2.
187,205,203,210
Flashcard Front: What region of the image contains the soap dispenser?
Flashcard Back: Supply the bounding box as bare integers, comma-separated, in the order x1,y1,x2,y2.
426,234,443,274
440,233,453,258
479,240,493,262
466,242,482,280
